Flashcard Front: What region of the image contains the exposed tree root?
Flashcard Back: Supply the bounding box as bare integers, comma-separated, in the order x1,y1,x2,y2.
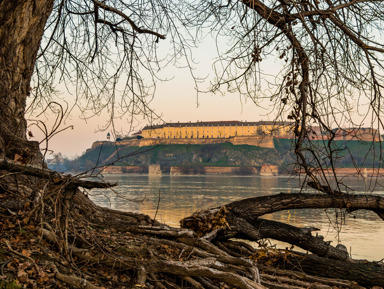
277,252,384,287
1,162,383,288
258,265,363,288
50,264,103,289
181,193,384,261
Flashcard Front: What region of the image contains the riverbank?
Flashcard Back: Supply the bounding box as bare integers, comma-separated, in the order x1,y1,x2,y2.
101,164,384,178
49,139,384,177
90,174,384,261
2,165,383,289
101,164,280,176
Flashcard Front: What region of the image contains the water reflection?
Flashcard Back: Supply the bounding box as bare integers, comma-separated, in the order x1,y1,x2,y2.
90,174,384,261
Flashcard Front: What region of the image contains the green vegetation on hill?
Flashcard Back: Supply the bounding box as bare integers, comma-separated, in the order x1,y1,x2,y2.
51,142,281,172
49,139,383,173
274,138,383,169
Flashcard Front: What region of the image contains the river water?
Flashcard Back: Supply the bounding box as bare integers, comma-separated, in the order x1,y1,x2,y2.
90,174,384,261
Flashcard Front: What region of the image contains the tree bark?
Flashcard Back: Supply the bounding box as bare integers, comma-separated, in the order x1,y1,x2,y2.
2,164,383,288
0,0,54,164
181,193,384,261
277,253,384,288
181,193,384,229
227,193,384,220
221,217,350,261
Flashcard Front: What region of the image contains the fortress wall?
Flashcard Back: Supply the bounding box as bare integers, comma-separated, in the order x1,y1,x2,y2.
333,134,382,142
170,166,184,176
314,168,384,177
204,166,258,175
148,164,162,176
260,164,279,176
204,167,240,175
230,136,275,148
138,138,231,147
91,141,107,149
170,166,258,175
141,121,293,139
103,166,124,173
118,139,142,146
103,166,144,174
91,139,142,148
100,136,275,148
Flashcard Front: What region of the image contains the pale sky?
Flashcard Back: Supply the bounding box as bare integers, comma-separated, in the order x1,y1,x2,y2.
27,30,372,159
29,83,276,159
28,35,282,159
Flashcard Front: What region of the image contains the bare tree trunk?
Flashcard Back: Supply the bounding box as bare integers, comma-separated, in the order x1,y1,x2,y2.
0,0,54,164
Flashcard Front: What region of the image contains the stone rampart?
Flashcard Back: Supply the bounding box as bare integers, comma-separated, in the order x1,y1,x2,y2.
231,136,274,148
260,164,279,176
103,166,144,174
313,167,384,177
204,166,258,175
170,166,259,175
91,141,108,149
100,136,276,148
139,138,231,147
148,164,162,176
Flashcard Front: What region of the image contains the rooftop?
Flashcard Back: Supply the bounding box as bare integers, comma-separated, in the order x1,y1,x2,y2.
143,120,293,130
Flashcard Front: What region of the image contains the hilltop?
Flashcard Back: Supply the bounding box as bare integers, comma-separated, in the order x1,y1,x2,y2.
48,136,383,176
51,141,285,174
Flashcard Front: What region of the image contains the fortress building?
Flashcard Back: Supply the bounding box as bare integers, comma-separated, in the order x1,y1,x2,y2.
90,121,382,152
141,121,294,139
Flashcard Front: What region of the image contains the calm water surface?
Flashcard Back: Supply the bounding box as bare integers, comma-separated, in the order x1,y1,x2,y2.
90,174,384,261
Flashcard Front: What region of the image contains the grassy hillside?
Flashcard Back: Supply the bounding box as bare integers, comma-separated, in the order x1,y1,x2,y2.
49,139,383,173
274,138,383,168
53,142,281,172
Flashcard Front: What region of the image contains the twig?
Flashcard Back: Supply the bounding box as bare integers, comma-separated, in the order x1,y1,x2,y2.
153,189,161,222
0,159,116,189
4,240,39,273
0,258,13,276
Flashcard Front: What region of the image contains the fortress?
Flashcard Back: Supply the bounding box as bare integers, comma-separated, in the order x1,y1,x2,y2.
140,121,294,139
82,120,384,177
91,120,382,150
140,121,382,141
90,121,293,149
